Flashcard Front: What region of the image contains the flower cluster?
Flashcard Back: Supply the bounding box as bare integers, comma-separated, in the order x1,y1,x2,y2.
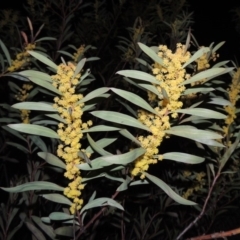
182,171,206,199
222,68,240,136
132,43,191,178
15,83,33,123
73,45,85,63
7,43,36,72
52,62,92,214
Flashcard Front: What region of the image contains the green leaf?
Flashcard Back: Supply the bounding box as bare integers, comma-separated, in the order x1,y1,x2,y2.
6,142,29,153
28,51,58,70
31,216,56,240
0,118,19,123
78,87,109,103
117,176,131,191
57,50,74,58
25,221,46,240
195,138,225,147
138,83,162,96
129,180,149,186
182,47,210,68
220,131,240,170
34,36,55,42
212,41,225,54
144,172,196,205
165,125,222,140
180,68,233,86
73,58,86,79
80,197,124,214
1,181,64,192
28,77,61,95
86,57,100,62
19,70,52,82
54,226,74,237
12,102,57,112
82,125,121,133
2,126,27,142
208,98,232,106
45,114,66,123
87,134,112,156
119,129,141,146
40,193,72,205
110,88,159,115
79,148,145,171
162,152,204,164
117,70,160,85
103,147,145,165
8,124,59,138
49,212,73,221
138,42,164,65
90,111,150,131
175,108,226,119
85,138,117,154
0,39,11,66
183,87,214,95
38,152,66,169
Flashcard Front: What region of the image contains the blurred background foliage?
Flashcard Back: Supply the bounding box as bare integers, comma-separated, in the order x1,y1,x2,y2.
1,0,240,240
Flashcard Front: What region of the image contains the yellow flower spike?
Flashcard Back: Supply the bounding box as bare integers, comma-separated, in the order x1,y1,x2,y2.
131,43,190,179
52,62,92,213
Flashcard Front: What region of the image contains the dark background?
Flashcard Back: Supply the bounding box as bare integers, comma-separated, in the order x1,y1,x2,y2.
1,0,240,61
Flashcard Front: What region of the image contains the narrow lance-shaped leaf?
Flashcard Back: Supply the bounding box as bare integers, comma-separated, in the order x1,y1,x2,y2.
165,125,222,140
117,70,160,85
38,152,66,169
80,197,124,215
28,77,61,95
102,147,145,165
220,131,240,170
85,138,117,154
182,47,210,68
212,41,225,54
138,42,164,65
8,123,59,138
144,172,196,205
87,133,112,156
12,102,58,112
31,216,56,239
175,108,226,119
110,87,159,115
0,39,11,66
182,87,214,95
90,111,150,131
78,87,109,103
1,181,64,192
180,68,231,86
49,212,74,221
79,147,145,171
29,136,48,152
28,50,58,70
73,58,86,79
82,125,121,133
208,98,232,106
119,129,141,146
161,152,204,164
19,70,52,82
40,193,72,205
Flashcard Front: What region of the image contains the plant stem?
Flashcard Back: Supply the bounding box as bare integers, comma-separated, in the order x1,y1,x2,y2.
176,172,220,240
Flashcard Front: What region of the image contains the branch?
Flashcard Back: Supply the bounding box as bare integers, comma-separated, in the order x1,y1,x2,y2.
187,227,240,240
176,172,220,240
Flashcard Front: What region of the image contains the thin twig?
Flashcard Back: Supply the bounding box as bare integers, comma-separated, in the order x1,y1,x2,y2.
176,172,220,240
76,191,120,239
187,227,240,240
